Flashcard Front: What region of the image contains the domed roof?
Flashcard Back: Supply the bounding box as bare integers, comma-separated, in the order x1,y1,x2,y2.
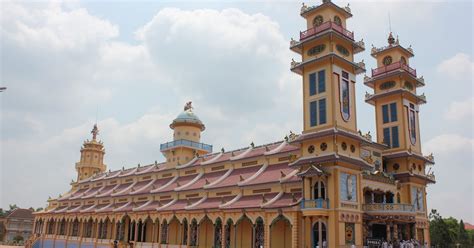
170,102,205,130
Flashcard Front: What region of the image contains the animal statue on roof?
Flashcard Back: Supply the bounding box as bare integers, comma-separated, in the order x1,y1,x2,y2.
184,101,193,111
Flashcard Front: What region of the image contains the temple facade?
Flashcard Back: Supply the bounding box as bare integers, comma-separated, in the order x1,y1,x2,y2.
29,1,436,247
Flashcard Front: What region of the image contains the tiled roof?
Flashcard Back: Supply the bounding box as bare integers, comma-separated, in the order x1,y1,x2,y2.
208,165,263,189
221,193,278,209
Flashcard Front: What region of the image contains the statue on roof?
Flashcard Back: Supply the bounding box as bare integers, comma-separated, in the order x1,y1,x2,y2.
388,32,395,45
91,124,99,140
184,101,193,111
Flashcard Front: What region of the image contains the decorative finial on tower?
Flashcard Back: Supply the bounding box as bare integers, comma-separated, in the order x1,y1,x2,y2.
184,101,193,112
91,124,99,140
388,32,395,45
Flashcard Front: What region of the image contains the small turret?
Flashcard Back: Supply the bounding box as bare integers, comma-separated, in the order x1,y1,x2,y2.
75,124,106,181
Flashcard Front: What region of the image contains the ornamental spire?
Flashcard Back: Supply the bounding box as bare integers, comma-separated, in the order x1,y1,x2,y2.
388,32,395,45
91,124,99,140
184,101,193,111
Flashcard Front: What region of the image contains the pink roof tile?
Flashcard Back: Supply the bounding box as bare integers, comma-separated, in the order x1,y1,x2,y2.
263,192,301,208
155,175,197,193
241,163,296,186
178,171,227,191
189,196,235,210
221,193,278,209
81,186,104,198
208,165,263,188
109,182,133,195
159,198,200,211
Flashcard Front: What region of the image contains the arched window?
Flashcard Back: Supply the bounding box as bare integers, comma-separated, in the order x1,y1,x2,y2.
214,218,222,248
182,219,188,245
313,180,326,199
255,218,264,247
190,219,198,246
224,219,233,248
383,56,393,66
313,221,328,247
86,219,93,238
313,15,323,27
47,220,55,235
72,219,79,237
334,16,342,26
161,220,168,244
59,219,66,235
401,56,407,64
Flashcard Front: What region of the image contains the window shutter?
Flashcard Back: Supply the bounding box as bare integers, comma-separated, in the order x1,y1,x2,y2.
318,70,325,93
309,73,316,96
383,128,391,147
390,102,397,122
319,98,326,124
382,105,389,123
310,101,318,127
391,126,399,148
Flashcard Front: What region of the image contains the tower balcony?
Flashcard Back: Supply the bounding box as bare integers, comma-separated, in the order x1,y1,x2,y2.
160,139,213,153
372,61,416,78
301,198,330,210
300,21,354,41
290,54,366,75
365,90,427,105
363,203,415,213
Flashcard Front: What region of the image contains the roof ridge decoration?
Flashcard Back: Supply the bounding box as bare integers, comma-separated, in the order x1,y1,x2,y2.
135,164,157,175
237,162,268,186
80,204,97,213
156,198,177,211
185,196,207,210
219,193,242,208
131,178,157,195
82,185,106,199
176,157,199,169
58,188,79,201
264,141,287,155
175,172,203,191
66,204,82,213
91,173,107,182
113,202,131,212
261,191,284,208
230,146,253,161
112,181,137,196
96,184,120,198
150,176,178,193
95,203,113,213
132,200,153,211
201,152,224,165
280,169,300,183
119,167,138,177
203,168,233,189
70,187,92,200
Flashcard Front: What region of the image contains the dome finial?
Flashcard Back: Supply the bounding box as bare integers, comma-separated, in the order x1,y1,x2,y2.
91,124,99,140
388,32,395,45
184,101,193,112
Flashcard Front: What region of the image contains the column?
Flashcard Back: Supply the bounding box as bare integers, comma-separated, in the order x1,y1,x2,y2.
252,224,256,248
371,192,374,203
386,224,391,242
302,217,306,248
140,222,145,242
134,222,138,242
393,224,398,241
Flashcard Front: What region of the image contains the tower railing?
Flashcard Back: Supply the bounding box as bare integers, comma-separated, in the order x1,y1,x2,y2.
362,203,415,213
160,139,213,153
300,21,354,41
300,198,330,209
371,61,417,78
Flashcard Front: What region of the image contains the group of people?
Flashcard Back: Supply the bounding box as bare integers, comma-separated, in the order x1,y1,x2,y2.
380,239,428,248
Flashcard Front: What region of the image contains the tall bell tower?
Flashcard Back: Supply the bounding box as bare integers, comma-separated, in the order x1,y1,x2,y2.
365,33,435,243
289,1,371,247
75,124,107,181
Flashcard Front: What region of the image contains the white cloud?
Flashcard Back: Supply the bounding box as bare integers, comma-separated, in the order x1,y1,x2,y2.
423,134,474,155
437,53,474,81
444,97,474,121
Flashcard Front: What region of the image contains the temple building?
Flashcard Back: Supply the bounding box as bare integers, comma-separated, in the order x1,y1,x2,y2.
29,1,436,247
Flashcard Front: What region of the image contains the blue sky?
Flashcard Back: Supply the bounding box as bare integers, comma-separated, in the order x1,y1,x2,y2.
1,0,472,222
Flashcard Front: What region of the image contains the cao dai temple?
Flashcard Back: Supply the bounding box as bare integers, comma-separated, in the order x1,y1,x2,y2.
29,1,436,247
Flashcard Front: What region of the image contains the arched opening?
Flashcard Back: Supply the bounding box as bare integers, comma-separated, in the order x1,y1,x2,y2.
144,217,153,243
182,218,188,245
129,220,136,241
84,218,93,238
254,217,264,248
98,218,109,239
313,180,326,199
136,219,145,242
312,221,327,248
47,219,55,235
214,218,222,248
224,219,234,248
235,216,253,248
364,189,372,204
59,218,66,235
198,216,213,247
71,218,79,237
119,215,130,242
168,217,180,245
397,193,401,204
160,219,168,244
270,215,292,248
190,219,198,246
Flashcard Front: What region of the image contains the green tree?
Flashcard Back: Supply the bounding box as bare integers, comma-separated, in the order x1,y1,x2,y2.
429,209,453,247
458,220,470,247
